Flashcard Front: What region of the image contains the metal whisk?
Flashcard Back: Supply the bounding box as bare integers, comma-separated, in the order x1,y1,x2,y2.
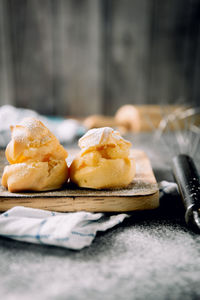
156,107,200,232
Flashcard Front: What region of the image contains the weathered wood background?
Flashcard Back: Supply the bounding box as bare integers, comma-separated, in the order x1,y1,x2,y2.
0,0,200,116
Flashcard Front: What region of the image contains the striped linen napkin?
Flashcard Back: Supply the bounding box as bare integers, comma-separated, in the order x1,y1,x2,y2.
0,181,179,250
0,208,128,250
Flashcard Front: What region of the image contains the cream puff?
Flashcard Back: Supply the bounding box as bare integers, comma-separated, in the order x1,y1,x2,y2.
1,117,69,192
70,127,136,189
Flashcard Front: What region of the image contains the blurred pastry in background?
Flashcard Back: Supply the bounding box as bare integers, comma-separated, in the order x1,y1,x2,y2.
115,105,141,133
83,104,190,134
83,115,117,131
70,127,136,189
1,117,69,192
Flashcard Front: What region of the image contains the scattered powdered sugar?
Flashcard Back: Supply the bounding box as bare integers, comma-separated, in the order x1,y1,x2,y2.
2,218,198,300
91,222,200,300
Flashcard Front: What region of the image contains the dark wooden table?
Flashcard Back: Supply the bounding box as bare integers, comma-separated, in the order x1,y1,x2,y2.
0,133,200,300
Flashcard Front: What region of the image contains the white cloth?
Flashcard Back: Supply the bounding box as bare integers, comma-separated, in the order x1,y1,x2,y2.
0,207,128,250
158,180,179,198
0,182,179,250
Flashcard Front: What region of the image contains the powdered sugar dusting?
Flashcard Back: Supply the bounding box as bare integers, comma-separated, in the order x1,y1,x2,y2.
10,117,54,148
20,117,43,131
12,127,27,144
79,127,131,150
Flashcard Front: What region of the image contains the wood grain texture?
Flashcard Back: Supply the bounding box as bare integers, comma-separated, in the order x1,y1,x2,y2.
148,0,189,104
7,0,55,114
1,0,200,116
51,0,102,116
3,0,102,116
103,0,150,115
0,149,159,212
148,0,200,107
0,0,14,105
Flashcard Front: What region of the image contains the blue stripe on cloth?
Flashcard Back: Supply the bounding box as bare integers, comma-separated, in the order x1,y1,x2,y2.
0,233,69,243
0,233,69,242
54,237,70,242
71,231,95,237
2,212,9,217
0,231,94,243
81,220,98,227
35,219,47,244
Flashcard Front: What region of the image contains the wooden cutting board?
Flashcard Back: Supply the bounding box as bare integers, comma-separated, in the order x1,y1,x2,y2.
0,149,159,212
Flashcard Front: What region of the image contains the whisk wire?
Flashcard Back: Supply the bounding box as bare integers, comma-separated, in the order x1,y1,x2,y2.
157,106,200,233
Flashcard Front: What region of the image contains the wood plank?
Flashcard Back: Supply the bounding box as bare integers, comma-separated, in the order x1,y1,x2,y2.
7,0,55,114
5,0,102,116
148,0,200,106
102,0,150,115
0,0,14,105
0,193,159,213
52,0,102,116
2,0,200,115
0,149,159,212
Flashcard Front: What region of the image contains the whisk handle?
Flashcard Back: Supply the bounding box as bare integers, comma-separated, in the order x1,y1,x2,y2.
172,154,200,231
